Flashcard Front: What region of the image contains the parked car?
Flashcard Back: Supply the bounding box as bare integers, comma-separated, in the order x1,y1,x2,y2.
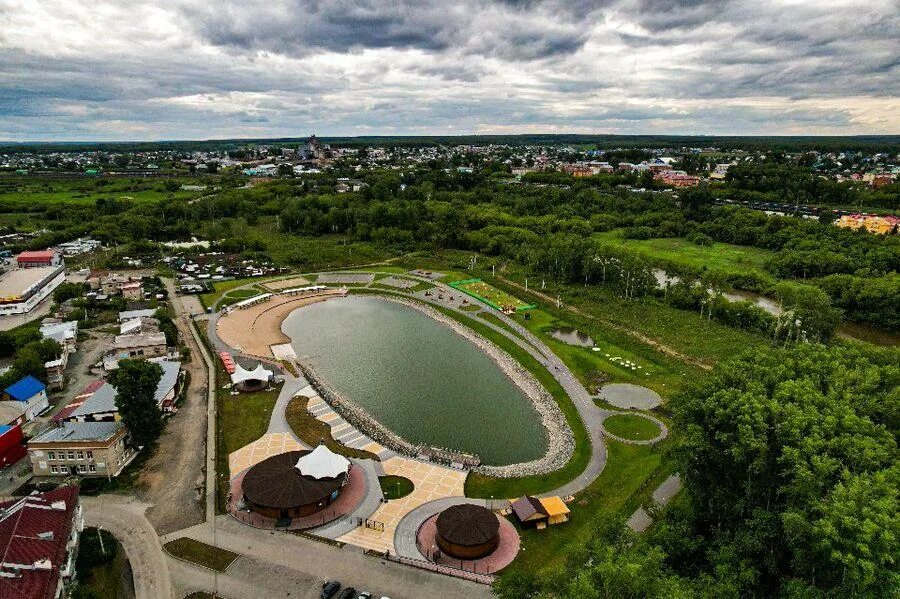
356,593,372,599
338,588,357,599
321,580,341,598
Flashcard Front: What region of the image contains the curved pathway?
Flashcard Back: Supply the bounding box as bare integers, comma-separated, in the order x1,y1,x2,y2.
81,495,175,599
393,497,488,560
600,411,669,445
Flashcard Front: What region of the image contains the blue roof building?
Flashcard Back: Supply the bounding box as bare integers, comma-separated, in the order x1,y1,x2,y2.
4,375,46,402
3,375,49,422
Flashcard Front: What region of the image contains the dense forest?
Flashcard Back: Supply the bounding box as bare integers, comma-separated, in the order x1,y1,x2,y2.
495,342,898,598
2,164,896,333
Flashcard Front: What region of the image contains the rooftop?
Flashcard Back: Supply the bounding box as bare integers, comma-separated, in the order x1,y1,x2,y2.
4,376,46,402
0,267,60,298
0,486,79,599
67,361,180,419
30,421,123,444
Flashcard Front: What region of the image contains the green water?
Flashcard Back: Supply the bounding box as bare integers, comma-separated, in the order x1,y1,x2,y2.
282,295,547,466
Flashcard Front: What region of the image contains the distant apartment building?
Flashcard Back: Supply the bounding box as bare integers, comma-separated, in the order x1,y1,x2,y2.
655,170,702,187
28,421,135,477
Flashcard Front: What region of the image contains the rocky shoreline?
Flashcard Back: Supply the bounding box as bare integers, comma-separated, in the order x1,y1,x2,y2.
283,292,575,478
378,296,574,478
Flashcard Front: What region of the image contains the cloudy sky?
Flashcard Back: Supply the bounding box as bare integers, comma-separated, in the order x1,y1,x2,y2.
0,0,897,141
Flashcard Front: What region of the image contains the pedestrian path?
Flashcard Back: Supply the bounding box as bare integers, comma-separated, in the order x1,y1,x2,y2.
337,456,467,554
306,394,394,460
626,474,682,532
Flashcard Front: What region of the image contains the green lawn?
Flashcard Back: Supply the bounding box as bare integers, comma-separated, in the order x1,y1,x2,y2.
506,438,671,575
511,307,683,397
163,537,239,572
451,279,534,311
284,396,379,461
199,278,262,309
216,380,279,512
594,229,775,279
379,475,414,499
603,413,662,441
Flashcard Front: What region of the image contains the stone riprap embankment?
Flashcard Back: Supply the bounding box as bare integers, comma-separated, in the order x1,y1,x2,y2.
377,295,574,478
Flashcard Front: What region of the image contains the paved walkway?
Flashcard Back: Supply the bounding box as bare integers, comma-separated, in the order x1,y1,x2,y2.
338,457,468,554
599,383,663,410
82,495,175,599
626,473,682,533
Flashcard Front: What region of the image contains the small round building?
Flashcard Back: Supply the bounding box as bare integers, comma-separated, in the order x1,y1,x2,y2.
435,503,500,560
241,445,351,520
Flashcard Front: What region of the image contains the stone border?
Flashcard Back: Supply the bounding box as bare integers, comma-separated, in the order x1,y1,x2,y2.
600,412,668,445
286,294,574,479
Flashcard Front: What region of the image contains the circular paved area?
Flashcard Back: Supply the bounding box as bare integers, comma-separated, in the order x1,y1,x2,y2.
600,411,668,445
416,512,519,574
599,383,662,410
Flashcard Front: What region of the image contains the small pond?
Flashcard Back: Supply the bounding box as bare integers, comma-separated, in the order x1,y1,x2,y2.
548,327,595,347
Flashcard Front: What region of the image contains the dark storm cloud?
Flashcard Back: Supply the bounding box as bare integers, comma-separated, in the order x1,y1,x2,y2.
180,0,593,61
0,0,896,140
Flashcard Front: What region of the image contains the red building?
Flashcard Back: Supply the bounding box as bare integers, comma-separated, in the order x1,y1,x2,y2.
15,250,61,269
0,424,26,469
0,486,82,599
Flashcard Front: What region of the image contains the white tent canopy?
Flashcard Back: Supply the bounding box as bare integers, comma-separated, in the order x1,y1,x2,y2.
230,363,274,386
295,444,350,480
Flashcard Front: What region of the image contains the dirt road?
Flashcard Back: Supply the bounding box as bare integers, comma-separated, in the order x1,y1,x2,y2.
137,279,209,534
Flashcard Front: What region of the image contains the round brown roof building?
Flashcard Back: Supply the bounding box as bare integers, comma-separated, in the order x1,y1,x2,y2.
241,449,349,520
435,503,500,559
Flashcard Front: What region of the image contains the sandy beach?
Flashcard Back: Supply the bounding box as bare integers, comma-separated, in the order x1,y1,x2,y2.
215,289,345,357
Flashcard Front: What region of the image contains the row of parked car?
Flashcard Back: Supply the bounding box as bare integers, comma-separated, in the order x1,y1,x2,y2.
322,580,390,599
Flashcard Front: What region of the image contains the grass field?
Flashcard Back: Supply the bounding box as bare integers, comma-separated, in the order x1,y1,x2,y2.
451,278,534,311
199,277,262,309
215,379,279,512
0,176,204,208
163,537,239,572
284,396,379,461
507,437,672,575
594,229,775,279
603,413,663,441
379,475,414,499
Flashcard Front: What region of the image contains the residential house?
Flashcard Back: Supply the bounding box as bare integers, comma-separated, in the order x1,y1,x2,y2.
120,281,143,300
39,320,78,354
44,353,68,391
2,376,49,421
0,486,83,599
0,401,27,427
119,316,159,336
112,331,167,359
66,360,182,422
117,308,157,322
28,421,135,477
